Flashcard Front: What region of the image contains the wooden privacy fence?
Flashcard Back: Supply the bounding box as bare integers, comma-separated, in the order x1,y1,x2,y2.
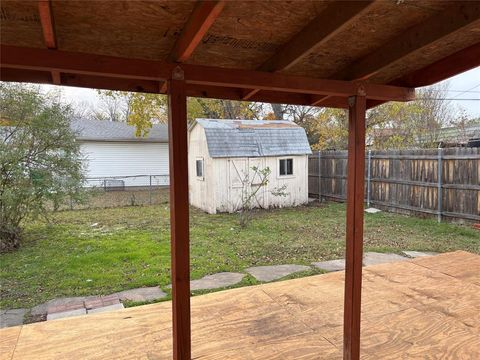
308,148,480,222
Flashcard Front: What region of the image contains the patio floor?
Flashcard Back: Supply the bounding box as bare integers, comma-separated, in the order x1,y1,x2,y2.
1,251,479,360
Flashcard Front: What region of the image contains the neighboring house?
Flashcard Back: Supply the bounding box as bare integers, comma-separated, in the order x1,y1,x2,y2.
433,123,480,147
368,123,480,148
71,118,169,188
188,119,312,214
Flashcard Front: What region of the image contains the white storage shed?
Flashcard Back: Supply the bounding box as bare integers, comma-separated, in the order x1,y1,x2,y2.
188,119,312,214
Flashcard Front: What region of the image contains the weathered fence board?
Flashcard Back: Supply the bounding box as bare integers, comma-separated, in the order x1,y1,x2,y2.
308,148,480,222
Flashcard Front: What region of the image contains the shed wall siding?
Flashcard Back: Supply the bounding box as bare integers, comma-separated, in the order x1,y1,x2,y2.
80,141,169,187
188,126,216,213
217,155,309,213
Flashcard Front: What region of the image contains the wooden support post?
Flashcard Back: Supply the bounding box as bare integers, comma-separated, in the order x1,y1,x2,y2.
168,66,191,360
344,95,366,360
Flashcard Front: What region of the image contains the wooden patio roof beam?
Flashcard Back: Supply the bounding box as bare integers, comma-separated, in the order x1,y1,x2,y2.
242,0,375,100
337,2,480,81
0,67,349,108
38,0,56,49
311,2,480,107
366,41,480,109
38,0,61,85
169,1,225,63
0,45,415,102
261,1,375,73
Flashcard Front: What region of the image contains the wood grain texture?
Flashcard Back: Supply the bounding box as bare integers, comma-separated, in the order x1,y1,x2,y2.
1,252,479,359
168,71,191,360
0,326,21,360
344,95,366,360
1,1,479,94
308,148,480,222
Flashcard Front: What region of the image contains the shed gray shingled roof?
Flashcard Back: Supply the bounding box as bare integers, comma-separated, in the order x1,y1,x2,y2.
71,118,168,143
194,119,312,158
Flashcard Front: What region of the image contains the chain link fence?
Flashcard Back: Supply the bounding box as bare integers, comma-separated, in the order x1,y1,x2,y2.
66,175,170,210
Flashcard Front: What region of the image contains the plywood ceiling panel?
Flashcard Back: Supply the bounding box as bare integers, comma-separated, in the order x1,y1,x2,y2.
53,1,194,60
0,1,45,48
285,0,451,78
187,0,329,69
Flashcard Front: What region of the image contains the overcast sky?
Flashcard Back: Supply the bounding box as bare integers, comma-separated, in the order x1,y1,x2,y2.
45,66,480,119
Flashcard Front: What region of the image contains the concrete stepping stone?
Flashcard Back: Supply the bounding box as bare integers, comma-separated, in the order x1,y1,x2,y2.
166,272,245,291
32,296,87,316
363,252,409,266
0,309,26,328
245,264,310,282
47,308,86,321
190,272,245,291
114,287,167,302
84,294,120,310
312,259,345,272
402,251,438,258
87,303,124,314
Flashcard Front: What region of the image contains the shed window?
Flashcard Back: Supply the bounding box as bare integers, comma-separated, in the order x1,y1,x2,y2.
279,158,293,176
196,159,204,178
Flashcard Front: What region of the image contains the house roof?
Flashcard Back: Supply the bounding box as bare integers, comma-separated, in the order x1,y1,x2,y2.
71,118,168,143
193,119,311,158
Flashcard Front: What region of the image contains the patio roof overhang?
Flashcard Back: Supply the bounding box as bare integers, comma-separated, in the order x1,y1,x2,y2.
1,1,479,360
1,1,479,107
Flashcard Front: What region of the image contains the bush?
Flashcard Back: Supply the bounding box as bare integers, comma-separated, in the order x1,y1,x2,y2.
0,83,85,251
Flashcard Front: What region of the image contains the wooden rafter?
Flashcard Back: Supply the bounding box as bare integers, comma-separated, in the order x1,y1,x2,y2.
261,1,375,73
169,1,225,63
242,1,375,100
312,2,480,106
1,45,415,103
38,0,56,49
366,42,480,109
338,2,480,81
38,0,61,85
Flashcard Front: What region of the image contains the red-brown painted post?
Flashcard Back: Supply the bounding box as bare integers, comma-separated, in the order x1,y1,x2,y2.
168,66,191,360
343,94,366,360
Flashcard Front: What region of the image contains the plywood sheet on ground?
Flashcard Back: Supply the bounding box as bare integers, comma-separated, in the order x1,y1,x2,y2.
1,251,479,359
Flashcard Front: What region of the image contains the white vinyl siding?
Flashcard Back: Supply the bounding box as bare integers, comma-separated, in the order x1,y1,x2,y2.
80,141,169,187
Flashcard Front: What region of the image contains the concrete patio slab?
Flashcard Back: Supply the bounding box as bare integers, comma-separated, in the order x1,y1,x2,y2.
0,309,26,328
312,259,345,272
87,303,124,314
47,308,86,321
245,264,310,282
363,252,409,266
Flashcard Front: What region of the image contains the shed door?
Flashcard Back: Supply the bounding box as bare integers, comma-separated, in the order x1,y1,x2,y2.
248,157,266,209
228,158,266,211
228,158,248,211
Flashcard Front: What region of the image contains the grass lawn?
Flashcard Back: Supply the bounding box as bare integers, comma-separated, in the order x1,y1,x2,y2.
1,202,479,309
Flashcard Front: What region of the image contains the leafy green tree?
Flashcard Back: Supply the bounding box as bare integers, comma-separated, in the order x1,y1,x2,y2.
0,83,85,251
95,90,265,136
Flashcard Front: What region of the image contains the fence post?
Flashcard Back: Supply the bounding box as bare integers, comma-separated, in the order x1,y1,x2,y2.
149,175,152,205
437,146,443,223
367,149,372,208
318,150,322,201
